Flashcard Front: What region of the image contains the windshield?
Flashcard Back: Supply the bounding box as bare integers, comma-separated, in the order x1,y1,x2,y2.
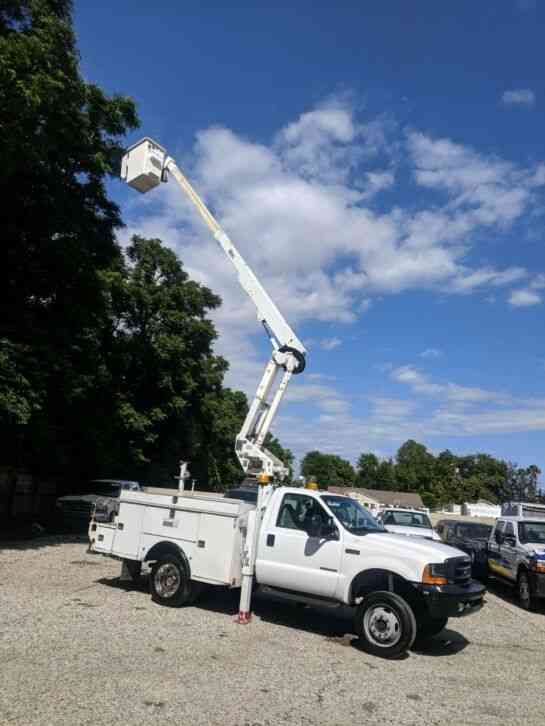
519,521,545,544
381,510,432,529
321,495,385,534
457,524,492,539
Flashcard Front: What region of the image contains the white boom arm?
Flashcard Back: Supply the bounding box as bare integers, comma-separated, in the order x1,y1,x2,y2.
121,138,306,481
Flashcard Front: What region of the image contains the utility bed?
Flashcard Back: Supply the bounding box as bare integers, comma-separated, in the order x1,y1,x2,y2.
89,488,254,586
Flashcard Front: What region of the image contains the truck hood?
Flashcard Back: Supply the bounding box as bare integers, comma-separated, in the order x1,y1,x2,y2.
522,543,545,557
383,524,436,539
57,494,99,504
347,531,463,560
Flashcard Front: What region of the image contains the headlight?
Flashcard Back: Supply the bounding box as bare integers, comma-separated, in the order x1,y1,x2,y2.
422,562,448,585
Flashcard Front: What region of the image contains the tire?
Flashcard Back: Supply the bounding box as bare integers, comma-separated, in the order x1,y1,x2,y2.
354,591,417,659
150,556,193,607
517,570,534,611
415,615,448,641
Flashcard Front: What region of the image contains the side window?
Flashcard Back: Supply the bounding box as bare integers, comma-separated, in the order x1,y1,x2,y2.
276,494,327,531
494,521,506,542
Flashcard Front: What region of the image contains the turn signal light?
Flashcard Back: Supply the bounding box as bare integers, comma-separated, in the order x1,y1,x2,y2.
422,564,448,586
530,561,545,574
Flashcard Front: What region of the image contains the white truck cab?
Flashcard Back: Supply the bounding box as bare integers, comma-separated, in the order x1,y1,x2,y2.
90,485,485,658
487,515,545,610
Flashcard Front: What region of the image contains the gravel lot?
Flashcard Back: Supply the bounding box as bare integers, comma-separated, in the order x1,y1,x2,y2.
2,536,545,726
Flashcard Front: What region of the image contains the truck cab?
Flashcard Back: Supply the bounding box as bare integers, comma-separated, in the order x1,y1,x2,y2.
488,516,545,609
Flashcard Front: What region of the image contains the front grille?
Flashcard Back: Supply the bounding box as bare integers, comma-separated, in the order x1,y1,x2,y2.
446,556,472,585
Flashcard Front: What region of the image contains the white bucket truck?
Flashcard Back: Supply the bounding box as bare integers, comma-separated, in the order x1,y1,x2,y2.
89,138,485,658
90,479,485,658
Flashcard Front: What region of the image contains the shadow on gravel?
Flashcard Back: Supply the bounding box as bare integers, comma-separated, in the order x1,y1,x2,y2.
96,575,149,593
0,531,89,552
93,577,469,658
484,577,545,614
411,628,470,657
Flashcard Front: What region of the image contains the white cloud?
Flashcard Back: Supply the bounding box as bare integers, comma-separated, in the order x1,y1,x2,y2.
501,89,536,107
391,366,507,403
508,289,542,307
369,397,415,419
319,337,342,350
530,274,545,290
407,131,538,229
420,348,442,359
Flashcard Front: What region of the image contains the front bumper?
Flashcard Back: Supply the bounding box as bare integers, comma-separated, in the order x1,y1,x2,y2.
417,580,486,619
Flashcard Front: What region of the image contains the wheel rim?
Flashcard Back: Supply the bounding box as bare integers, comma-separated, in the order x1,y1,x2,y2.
154,563,181,598
363,604,402,648
519,575,530,606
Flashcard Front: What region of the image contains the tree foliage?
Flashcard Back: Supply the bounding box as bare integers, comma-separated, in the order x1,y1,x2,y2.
301,451,355,489
0,0,138,476
0,4,293,502
354,441,542,508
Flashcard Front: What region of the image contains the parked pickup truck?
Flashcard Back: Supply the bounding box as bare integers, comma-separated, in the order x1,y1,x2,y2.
89,485,485,658
487,516,545,609
436,519,492,580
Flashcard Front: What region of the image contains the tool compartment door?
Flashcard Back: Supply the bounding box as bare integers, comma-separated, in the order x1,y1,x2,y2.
92,523,116,554
191,513,238,584
112,502,143,559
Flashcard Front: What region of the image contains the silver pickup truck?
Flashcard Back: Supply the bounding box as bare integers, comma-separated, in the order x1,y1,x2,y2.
488,516,545,609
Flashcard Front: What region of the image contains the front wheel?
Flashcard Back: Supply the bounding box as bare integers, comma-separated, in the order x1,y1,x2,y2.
518,571,534,611
354,591,417,658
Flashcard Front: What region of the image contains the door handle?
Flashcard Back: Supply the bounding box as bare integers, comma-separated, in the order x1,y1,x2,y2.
266,533,275,547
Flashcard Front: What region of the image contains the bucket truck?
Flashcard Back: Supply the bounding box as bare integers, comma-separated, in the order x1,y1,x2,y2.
88,137,486,658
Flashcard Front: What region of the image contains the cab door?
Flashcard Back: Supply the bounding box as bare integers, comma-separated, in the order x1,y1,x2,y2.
501,521,518,581
488,520,507,577
255,492,342,598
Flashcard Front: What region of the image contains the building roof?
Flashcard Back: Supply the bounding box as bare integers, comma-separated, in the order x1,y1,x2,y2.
328,486,424,509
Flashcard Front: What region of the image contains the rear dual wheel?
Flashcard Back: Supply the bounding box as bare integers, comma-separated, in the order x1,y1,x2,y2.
150,555,202,607
354,591,417,658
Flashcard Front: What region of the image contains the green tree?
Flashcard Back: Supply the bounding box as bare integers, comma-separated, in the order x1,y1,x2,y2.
395,440,435,491
0,0,138,478
356,452,380,488
375,459,398,491
301,450,355,488
95,236,228,482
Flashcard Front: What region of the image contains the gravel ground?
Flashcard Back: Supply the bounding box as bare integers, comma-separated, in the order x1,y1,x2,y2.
1,536,545,726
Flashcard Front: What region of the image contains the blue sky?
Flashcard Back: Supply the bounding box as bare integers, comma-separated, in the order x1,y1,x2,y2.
75,1,545,476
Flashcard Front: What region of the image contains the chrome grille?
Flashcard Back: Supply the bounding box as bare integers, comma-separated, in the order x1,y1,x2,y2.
446,556,472,585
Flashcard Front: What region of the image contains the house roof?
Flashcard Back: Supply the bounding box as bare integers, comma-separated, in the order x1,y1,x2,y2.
328,487,424,509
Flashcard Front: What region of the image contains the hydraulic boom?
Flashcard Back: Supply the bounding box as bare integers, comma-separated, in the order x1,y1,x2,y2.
121,137,307,481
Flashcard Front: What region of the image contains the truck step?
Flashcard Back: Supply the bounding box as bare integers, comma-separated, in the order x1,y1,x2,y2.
256,585,342,609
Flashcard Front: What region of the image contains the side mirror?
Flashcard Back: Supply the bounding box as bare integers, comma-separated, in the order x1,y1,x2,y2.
495,532,504,545
306,514,323,538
